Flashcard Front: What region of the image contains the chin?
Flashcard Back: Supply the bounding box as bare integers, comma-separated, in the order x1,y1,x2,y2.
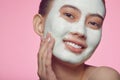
53,42,95,64
52,35,99,64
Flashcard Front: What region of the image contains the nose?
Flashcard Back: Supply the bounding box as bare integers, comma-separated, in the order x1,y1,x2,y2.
70,32,86,40
69,15,87,40
70,21,86,40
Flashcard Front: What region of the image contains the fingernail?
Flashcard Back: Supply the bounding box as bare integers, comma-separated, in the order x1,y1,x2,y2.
48,37,51,42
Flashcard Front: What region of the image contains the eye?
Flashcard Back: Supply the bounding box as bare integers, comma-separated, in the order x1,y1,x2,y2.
64,13,74,19
88,21,101,29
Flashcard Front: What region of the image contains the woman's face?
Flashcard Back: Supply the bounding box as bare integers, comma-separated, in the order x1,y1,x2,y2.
44,0,106,64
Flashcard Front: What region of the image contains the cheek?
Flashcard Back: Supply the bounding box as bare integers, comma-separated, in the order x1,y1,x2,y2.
47,15,71,37
51,18,67,36
86,28,102,47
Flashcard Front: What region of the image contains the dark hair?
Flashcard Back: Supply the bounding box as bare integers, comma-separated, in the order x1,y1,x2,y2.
38,0,52,16
39,0,106,16
103,0,105,5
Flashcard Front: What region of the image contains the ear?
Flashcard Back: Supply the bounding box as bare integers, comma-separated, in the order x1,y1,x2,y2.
33,14,44,36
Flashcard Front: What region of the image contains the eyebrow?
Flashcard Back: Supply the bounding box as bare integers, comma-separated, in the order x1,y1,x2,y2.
61,5,104,20
61,5,80,12
89,14,104,20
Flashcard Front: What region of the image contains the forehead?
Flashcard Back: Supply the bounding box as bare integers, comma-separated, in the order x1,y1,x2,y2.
50,0,105,17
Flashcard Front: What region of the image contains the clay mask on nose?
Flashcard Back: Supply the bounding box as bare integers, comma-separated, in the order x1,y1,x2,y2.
44,0,106,64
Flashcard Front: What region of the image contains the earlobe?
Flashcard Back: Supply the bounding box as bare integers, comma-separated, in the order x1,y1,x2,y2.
33,14,44,36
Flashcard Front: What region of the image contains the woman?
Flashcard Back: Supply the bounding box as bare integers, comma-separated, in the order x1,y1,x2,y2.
33,0,120,80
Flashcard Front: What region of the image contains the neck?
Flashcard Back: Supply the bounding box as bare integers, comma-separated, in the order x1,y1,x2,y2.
52,56,86,80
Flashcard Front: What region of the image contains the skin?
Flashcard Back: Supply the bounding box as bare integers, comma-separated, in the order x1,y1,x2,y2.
43,0,105,64
33,0,120,80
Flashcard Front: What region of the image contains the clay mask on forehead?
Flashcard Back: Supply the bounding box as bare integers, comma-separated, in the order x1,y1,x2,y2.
44,0,106,64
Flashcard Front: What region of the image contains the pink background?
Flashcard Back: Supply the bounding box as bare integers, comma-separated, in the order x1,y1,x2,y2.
0,0,120,80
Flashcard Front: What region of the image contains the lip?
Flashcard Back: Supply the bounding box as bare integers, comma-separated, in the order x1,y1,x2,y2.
63,39,87,54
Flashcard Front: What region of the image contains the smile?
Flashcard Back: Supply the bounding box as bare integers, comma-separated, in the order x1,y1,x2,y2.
65,41,82,49
63,39,87,54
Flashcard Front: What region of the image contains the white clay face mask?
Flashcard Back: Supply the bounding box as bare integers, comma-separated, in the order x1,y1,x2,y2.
44,0,106,64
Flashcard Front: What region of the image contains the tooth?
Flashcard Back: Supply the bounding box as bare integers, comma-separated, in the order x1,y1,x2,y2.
68,42,71,45
69,42,72,45
70,42,74,46
72,43,75,46
76,45,82,48
74,44,78,48
71,43,75,47
74,44,79,48
66,42,70,45
79,46,82,48
65,41,82,49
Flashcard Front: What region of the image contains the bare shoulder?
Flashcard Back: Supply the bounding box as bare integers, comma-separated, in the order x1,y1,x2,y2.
89,66,120,80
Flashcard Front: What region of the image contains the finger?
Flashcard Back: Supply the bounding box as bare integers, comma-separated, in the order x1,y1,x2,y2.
45,34,55,79
39,32,51,66
46,34,55,66
41,33,53,79
41,33,53,78
37,33,50,78
46,51,57,80
38,33,54,79
38,32,50,64
38,36,48,72
48,34,55,50
39,32,49,50
41,50,47,79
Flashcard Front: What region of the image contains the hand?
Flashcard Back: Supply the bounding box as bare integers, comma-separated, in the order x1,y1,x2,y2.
37,33,57,80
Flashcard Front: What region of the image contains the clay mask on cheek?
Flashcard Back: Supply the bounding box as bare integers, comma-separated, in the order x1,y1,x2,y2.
44,0,106,64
